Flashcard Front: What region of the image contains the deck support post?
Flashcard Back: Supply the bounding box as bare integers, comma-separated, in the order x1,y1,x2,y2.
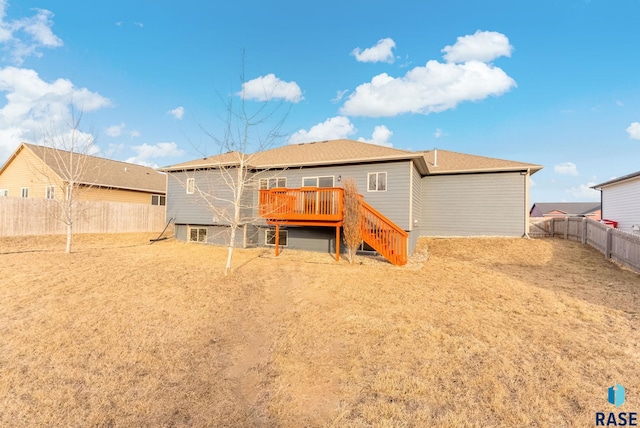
275,223,280,257
335,225,340,262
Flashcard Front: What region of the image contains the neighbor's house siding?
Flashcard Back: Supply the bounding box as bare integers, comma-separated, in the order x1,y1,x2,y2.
0,146,163,204
253,160,413,230
600,176,640,233
421,171,526,237
0,147,61,199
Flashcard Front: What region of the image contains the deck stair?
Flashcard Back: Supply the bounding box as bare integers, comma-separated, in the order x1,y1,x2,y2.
259,187,408,266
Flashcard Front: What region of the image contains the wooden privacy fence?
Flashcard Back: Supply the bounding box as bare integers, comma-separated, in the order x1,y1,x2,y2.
534,216,640,274
0,197,167,236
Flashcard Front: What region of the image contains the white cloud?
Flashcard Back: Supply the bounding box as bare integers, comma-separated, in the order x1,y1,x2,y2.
168,106,184,120
0,2,63,64
357,125,393,147
0,66,111,161
626,122,640,140
129,130,141,138
288,116,356,145
567,182,599,200
340,60,515,117
341,31,515,118
434,128,445,138
240,74,303,103
105,123,125,137
442,30,512,63
351,38,396,64
125,142,184,167
331,89,349,103
554,162,579,176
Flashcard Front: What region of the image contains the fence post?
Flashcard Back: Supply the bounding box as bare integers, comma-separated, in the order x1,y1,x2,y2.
550,218,554,236
564,216,569,240
605,227,612,259
581,217,587,244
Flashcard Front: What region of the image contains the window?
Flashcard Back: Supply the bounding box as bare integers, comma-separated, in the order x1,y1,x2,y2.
46,185,55,200
188,227,207,243
259,177,286,190
302,176,334,187
21,187,29,198
186,178,195,194
0,189,7,197
151,194,166,206
265,229,288,246
367,172,387,192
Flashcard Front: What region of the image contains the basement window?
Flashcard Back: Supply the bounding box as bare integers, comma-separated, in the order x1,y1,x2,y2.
188,227,207,243
367,172,387,192
151,194,166,206
265,229,288,246
0,189,7,196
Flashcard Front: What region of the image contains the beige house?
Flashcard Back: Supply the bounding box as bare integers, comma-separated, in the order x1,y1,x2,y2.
0,143,167,205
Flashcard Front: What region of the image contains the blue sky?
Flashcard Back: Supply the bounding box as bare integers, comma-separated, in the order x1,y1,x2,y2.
1,0,639,204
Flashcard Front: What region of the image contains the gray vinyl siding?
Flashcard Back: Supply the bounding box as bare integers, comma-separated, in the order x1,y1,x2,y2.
421,172,526,237
166,169,255,225
253,160,412,230
601,176,640,233
258,226,340,253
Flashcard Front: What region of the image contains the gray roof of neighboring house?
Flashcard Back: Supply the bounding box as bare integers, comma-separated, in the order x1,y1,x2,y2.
530,202,601,216
160,139,543,176
1,143,167,194
591,170,640,189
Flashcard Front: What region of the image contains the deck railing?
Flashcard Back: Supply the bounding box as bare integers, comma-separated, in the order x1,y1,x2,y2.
258,187,344,222
360,198,408,266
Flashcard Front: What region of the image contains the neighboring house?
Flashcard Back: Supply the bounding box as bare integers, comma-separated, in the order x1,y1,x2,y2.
529,202,601,220
592,171,640,234
160,139,542,264
0,143,167,204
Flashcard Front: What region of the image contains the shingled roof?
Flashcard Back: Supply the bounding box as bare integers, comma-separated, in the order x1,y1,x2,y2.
422,149,543,174
530,202,601,217
8,143,167,193
161,139,541,176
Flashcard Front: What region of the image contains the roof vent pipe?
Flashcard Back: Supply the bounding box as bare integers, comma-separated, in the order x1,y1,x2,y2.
433,148,437,167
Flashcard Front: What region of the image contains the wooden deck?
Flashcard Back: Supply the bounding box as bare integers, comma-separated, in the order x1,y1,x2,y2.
259,187,344,224
258,187,408,266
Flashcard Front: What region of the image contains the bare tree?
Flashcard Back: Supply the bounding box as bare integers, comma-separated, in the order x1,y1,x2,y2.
182,65,292,275
32,112,97,253
342,178,362,264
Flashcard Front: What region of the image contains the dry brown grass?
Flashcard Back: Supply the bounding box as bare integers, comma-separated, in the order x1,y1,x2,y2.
0,234,638,426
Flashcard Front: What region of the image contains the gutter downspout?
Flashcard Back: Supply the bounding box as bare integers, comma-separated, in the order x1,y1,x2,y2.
524,168,531,239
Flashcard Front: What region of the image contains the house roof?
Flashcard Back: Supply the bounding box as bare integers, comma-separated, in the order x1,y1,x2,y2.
530,202,601,216
1,143,166,194
591,170,640,189
160,139,542,176
422,149,543,174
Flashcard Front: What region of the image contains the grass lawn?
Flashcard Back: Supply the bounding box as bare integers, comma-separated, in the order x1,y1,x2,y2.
0,233,638,426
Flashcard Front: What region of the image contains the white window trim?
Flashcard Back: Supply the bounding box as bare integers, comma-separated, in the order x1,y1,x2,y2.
186,178,195,194
367,172,387,192
45,185,55,200
21,187,29,198
302,176,335,187
259,177,287,190
265,229,288,247
188,226,207,243
0,189,7,197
